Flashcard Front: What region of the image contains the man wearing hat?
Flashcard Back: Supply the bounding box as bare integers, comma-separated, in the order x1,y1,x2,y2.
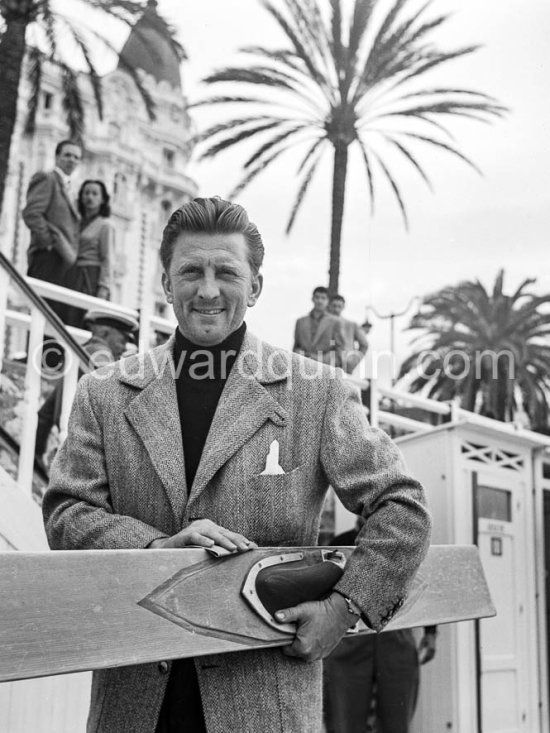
35,309,138,460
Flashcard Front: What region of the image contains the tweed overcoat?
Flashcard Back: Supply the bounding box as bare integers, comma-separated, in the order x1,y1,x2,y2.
43,331,431,733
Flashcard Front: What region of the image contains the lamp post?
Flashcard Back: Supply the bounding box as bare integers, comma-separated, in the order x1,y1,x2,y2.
367,296,419,385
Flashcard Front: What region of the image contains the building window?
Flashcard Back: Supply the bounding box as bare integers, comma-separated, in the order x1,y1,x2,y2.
43,92,54,110
163,148,175,169
113,172,128,205
155,302,167,318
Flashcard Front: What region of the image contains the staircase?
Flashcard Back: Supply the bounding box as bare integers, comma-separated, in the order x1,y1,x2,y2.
0,252,174,733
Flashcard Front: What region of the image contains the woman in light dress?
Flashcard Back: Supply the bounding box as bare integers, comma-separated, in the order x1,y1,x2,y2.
62,179,114,327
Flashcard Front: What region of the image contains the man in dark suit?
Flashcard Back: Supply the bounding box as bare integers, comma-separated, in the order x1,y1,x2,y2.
324,518,437,733
293,285,344,366
23,139,82,286
328,294,369,375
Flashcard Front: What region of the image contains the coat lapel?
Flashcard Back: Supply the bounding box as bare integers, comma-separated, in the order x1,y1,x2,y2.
121,339,187,524
188,333,289,508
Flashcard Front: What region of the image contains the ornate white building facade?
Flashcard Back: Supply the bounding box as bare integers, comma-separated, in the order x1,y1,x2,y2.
0,0,197,320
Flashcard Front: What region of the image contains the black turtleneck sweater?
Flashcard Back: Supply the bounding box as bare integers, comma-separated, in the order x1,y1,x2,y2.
155,323,246,733
173,321,246,490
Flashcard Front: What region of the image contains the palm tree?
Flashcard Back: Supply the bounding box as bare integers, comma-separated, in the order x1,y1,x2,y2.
0,0,184,217
397,270,550,429
191,0,506,294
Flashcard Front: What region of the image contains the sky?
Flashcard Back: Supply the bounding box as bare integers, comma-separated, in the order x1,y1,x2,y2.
70,0,550,382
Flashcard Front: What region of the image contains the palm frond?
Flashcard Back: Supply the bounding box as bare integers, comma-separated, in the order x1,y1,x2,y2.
357,0,435,94
243,124,310,169
204,65,307,92
384,136,433,190
229,146,292,199
60,19,104,120
356,138,375,212
348,0,376,64
286,151,323,233
371,151,408,228
199,120,286,160
239,46,304,72
188,95,274,110
404,11,448,48
24,47,42,136
297,136,326,174
399,87,502,104
39,1,57,55
301,0,333,67
60,64,84,141
202,65,327,116
399,132,482,174
260,0,336,104
396,46,483,89
193,116,282,145
329,0,344,77
358,0,410,87
509,277,537,303
283,0,332,73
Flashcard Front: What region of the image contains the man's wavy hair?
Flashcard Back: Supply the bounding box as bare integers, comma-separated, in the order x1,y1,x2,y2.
160,196,264,275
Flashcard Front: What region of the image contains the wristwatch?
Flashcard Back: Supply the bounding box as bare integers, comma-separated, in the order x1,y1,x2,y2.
333,590,361,619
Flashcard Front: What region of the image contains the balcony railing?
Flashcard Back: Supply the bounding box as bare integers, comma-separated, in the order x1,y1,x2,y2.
0,252,174,497
2,250,549,501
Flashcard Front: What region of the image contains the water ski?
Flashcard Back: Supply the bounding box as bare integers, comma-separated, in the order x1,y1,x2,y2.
0,544,494,683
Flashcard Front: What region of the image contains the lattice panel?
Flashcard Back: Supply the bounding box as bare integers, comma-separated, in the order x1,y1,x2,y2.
461,441,524,471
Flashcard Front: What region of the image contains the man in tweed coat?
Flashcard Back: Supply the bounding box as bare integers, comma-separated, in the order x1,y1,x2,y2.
43,197,431,733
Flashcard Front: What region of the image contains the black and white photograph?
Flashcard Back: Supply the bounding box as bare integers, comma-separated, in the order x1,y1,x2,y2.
0,1,548,731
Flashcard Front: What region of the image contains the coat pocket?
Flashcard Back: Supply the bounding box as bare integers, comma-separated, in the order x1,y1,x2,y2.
248,463,306,491
245,464,308,544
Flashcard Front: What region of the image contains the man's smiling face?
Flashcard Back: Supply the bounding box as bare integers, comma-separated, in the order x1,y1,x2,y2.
162,231,263,346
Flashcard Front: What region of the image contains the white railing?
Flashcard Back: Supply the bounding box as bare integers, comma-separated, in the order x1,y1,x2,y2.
1,269,174,497
3,262,550,500
345,374,550,449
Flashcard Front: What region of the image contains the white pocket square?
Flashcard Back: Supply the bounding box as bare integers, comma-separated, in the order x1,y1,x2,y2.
260,440,286,475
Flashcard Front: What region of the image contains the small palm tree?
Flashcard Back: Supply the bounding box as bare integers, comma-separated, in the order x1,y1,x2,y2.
191,0,506,294
398,270,550,429
0,0,184,217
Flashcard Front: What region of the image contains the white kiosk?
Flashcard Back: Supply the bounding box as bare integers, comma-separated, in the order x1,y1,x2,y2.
398,420,550,733
334,384,550,733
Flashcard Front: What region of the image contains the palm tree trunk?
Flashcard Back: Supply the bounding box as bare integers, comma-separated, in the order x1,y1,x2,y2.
328,141,349,296
0,16,27,220
495,354,513,422
461,368,479,412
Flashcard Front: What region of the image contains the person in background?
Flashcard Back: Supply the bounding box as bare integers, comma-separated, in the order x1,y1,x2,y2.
293,285,344,366
324,517,437,733
22,140,82,370
35,309,138,461
61,180,115,327
328,294,369,375
23,140,81,293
